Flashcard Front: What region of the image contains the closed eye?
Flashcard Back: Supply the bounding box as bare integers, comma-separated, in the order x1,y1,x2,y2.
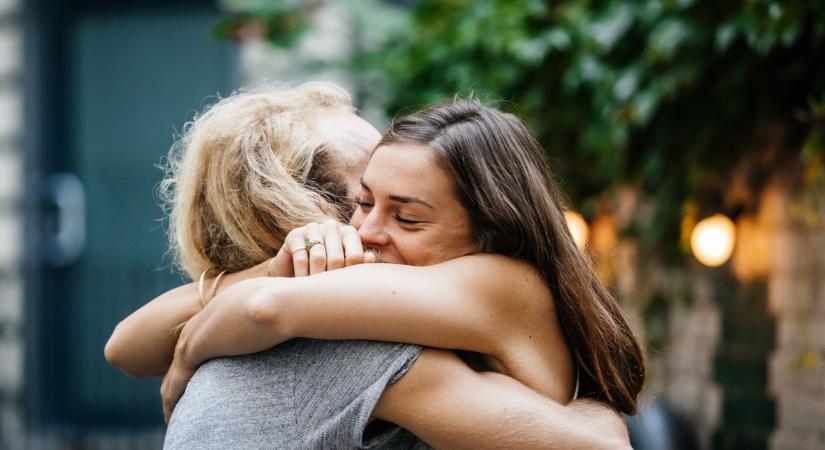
354,197,373,209
395,215,423,225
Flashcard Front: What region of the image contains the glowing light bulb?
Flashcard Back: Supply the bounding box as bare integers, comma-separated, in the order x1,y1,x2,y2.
564,211,589,250
690,214,736,267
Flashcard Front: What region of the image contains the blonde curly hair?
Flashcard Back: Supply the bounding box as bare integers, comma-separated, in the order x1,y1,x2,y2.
160,82,356,279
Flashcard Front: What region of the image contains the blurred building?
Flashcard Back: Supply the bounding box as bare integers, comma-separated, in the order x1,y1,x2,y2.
7,0,241,447
1,0,824,449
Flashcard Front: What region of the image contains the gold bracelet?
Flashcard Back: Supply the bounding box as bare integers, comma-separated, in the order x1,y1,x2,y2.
207,270,228,305
266,256,277,277
197,268,213,308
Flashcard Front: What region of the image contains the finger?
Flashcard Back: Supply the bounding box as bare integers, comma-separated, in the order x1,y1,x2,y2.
271,243,295,277
164,371,188,424
322,221,345,271
283,227,310,277
163,379,177,423
342,225,365,267
364,249,377,264
164,397,172,424
161,377,173,424
305,223,327,275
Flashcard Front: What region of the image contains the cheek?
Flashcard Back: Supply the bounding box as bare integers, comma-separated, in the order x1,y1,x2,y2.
437,221,476,260
395,236,436,266
400,229,473,266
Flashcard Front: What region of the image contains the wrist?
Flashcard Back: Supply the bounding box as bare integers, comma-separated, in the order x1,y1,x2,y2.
174,323,201,369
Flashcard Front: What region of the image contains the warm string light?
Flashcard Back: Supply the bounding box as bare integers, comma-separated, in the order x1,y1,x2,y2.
563,211,589,250
690,214,736,267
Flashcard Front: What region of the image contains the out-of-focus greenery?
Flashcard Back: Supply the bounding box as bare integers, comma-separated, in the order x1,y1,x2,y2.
220,0,825,260
215,0,320,46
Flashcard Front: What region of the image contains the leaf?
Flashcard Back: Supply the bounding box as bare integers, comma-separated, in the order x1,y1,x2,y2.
647,18,692,62
590,3,635,53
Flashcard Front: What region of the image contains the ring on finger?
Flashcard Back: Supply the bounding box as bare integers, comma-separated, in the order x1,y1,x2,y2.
305,239,324,251
291,247,308,255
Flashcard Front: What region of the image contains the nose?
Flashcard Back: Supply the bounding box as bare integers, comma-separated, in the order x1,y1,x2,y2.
354,209,391,248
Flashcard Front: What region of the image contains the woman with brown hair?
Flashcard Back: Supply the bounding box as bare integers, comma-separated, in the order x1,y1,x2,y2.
106,85,633,449
160,99,645,427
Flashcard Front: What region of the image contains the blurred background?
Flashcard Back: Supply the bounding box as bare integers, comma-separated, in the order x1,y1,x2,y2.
3,0,824,448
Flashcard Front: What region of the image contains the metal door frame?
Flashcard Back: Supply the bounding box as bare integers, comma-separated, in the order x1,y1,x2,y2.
23,0,224,431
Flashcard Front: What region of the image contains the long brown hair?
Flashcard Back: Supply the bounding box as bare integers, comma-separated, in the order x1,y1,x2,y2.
380,99,645,414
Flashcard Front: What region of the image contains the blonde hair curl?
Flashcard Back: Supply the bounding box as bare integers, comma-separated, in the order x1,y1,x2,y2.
160,82,355,279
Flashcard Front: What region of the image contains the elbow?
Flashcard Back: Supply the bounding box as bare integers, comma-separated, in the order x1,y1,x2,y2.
104,326,130,374
103,333,120,367
243,288,290,336
104,324,149,379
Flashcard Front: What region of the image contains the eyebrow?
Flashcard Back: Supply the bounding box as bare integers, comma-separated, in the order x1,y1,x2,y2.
360,178,435,209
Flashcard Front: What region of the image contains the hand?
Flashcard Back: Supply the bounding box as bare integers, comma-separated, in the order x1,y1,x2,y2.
268,219,375,277
161,330,197,424
160,278,290,423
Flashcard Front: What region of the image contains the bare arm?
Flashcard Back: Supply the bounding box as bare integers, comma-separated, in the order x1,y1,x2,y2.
161,256,567,418
105,220,369,378
375,349,630,450
181,255,544,368
104,261,269,378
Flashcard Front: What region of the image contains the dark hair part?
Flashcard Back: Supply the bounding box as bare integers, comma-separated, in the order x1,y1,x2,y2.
379,99,645,414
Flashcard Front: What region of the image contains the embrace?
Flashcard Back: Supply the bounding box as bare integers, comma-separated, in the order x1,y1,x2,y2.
105,82,645,449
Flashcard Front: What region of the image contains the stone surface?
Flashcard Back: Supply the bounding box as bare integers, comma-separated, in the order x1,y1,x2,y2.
0,26,21,78
0,0,17,16
0,214,21,269
768,177,825,450
0,89,21,139
0,8,21,450
0,277,21,323
0,151,21,202
0,340,20,393
771,428,825,450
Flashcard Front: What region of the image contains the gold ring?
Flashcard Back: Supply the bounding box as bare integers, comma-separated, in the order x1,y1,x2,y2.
305,239,324,251
291,247,308,255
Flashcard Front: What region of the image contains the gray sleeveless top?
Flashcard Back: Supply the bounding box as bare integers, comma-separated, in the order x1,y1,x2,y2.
164,339,427,449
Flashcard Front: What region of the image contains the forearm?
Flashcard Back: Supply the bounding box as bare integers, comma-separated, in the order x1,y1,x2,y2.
176,278,291,368
104,263,269,377
375,349,630,450
105,283,202,378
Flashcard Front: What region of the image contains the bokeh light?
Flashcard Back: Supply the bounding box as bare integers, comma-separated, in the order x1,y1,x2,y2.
690,214,736,267
564,211,589,250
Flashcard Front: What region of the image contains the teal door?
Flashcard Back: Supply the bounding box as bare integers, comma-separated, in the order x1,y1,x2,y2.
29,0,237,430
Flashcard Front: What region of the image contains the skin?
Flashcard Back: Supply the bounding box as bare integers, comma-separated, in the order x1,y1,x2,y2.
351,143,477,266
106,110,631,449
104,107,378,377
162,143,577,425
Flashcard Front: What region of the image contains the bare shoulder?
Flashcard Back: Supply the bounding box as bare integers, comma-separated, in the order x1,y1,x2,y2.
437,253,541,279
435,254,553,313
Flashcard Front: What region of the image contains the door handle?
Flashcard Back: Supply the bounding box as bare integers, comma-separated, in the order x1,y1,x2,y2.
41,173,86,267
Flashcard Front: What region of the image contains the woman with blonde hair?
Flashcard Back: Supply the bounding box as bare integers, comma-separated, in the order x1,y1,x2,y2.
106,84,635,449
107,82,378,376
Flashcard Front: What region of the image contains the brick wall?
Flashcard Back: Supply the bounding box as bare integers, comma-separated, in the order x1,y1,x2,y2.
657,275,723,450
766,177,825,450
0,0,23,447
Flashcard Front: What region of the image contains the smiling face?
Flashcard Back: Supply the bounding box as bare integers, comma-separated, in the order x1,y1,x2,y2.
349,143,476,266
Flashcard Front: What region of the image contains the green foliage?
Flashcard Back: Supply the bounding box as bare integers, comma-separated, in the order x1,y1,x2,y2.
373,0,825,258
215,0,319,46
220,0,825,259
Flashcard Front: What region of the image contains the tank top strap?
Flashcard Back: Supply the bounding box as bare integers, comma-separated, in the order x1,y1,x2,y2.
572,364,580,400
